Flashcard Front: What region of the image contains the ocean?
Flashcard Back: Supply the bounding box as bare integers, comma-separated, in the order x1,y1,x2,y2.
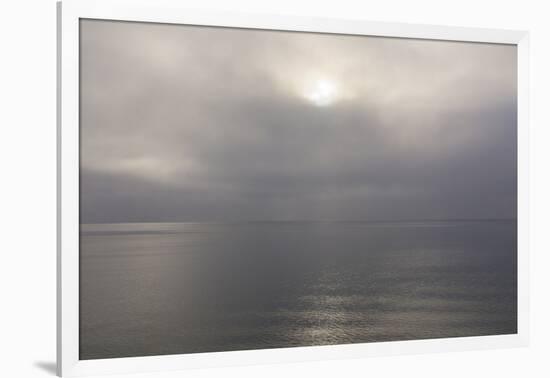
79,220,517,359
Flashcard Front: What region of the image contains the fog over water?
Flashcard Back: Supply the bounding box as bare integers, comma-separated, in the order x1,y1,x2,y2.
78,20,517,359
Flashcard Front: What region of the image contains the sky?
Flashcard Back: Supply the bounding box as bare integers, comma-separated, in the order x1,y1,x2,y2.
79,19,517,224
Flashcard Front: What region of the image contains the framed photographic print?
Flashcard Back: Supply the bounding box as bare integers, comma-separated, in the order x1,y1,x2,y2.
57,0,529,376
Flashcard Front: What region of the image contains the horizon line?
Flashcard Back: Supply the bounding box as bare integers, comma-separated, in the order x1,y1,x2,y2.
80,217,518,226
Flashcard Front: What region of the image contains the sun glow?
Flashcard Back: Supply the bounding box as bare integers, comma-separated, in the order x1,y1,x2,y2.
304,79,339,106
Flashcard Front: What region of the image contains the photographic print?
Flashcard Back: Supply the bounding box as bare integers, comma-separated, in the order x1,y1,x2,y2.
79,19,517,360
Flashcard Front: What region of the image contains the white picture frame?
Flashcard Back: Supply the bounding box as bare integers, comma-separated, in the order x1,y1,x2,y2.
57,0,530,376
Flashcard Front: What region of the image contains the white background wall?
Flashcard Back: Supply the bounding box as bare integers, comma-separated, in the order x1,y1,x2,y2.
0,0,548,377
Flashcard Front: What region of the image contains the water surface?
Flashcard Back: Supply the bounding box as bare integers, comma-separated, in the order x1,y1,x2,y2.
80,220,517,359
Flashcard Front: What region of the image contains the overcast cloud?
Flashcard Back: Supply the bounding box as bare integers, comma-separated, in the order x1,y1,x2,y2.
79,19,517,224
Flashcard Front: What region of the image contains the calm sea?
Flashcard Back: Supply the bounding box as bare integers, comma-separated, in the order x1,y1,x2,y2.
79,220,517,359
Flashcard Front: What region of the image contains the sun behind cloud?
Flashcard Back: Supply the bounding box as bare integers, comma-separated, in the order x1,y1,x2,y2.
303,79,339,106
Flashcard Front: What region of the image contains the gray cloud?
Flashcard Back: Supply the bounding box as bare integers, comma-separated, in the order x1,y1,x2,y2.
79,19,517,224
